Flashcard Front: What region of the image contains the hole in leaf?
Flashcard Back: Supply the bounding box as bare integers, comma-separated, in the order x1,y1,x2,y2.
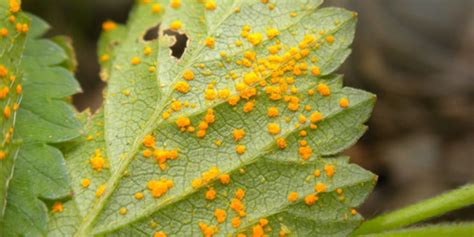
143,24,160,41
163,29,188,59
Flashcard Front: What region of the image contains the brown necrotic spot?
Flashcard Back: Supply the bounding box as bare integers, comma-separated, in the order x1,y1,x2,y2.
163,29,188,59
143,24,160,41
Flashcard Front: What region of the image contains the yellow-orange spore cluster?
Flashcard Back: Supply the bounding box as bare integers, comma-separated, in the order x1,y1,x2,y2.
147,178,174,198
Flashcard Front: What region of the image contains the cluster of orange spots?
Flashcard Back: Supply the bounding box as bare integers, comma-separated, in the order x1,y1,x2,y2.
304,193,318,206
266,28,279,39
205,37,215,48
90,149,107,171
288,191,298,202
174,81,189,93
309,111,323,123
311,66,321,76
317,83,331,96
198,222,217,237
214,208,226,223
197,109,215,138
96,184,106,197
3,106,11,119
205,187,217,200
152,148,178,170
176,116,191,130
276,137,287,149
183,69,194,80
339,98,349,108
243,101,255,113
267,123,281,135
15,22,29,33
314,182,327,193
267,107,279,117
251,218,269,237
235,144,246,155
232,216,241,228
205,0,217,11
147,178,174,198
324,164,335,177
0,87,10,99
0,65,8,78
9,0,20,13
233,128,245,142
204,85,217,100
170,20,182,31
81,178,91,188
219,174,230,184
143,134,156,147
229,188,247,220
154,231,167,237
102,20,117,32
192,166,220,188
298,140,312,160
51,202,64,213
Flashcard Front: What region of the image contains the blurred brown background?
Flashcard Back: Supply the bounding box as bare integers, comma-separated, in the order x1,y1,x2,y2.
23,0,474,222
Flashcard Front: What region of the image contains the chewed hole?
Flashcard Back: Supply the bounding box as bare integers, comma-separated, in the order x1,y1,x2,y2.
163,29,188,59
143,24,160,41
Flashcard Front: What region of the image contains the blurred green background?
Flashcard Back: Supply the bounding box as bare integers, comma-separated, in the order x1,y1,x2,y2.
23,0,474,222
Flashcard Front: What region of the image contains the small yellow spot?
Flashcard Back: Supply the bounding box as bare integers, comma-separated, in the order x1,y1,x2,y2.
154,231,167,237
267,123,281,135
247,33,263,46
144,46,152,56
175,81,190,93
183,69,194,80
311,66,321,76
4,106,11,119
232,217,241,228
309,111,323,123
339,98,349,108
266,28,279,39
235,188,245,200
205,0,217,11
267,107,279,117
81,178,91,188
235,145,246,155
220,174,230,184
52,202,64,213
288,192,298,202
151,3,162,13
170,0,181,9
170,20,182,31
314,169,321,177
326,35,335,43
102,20,117,32
314,182,327,193
233,129,246,142
143,134,156,148
324,164,335,177
276,138,287,149
90,149,106,171
0,151,6,160
96,184,106,197
351,208,358,215
131,57,141,65
100,54,110,63
119,207,128,215
304,194,318,206
317,83,330,96
149,66,156,73
134,192,144,200
205,37,215,48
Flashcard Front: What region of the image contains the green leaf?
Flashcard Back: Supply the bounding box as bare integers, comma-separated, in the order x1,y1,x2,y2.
53,0,376,236
0,2,81,236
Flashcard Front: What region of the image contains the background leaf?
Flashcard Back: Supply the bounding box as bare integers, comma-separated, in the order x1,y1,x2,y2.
0,3,81,236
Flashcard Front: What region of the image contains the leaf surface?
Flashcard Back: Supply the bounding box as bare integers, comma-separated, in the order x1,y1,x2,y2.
53,1,377,236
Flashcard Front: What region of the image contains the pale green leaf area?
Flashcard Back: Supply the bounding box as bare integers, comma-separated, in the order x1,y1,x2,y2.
0,3,81,236
49,0,376,236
